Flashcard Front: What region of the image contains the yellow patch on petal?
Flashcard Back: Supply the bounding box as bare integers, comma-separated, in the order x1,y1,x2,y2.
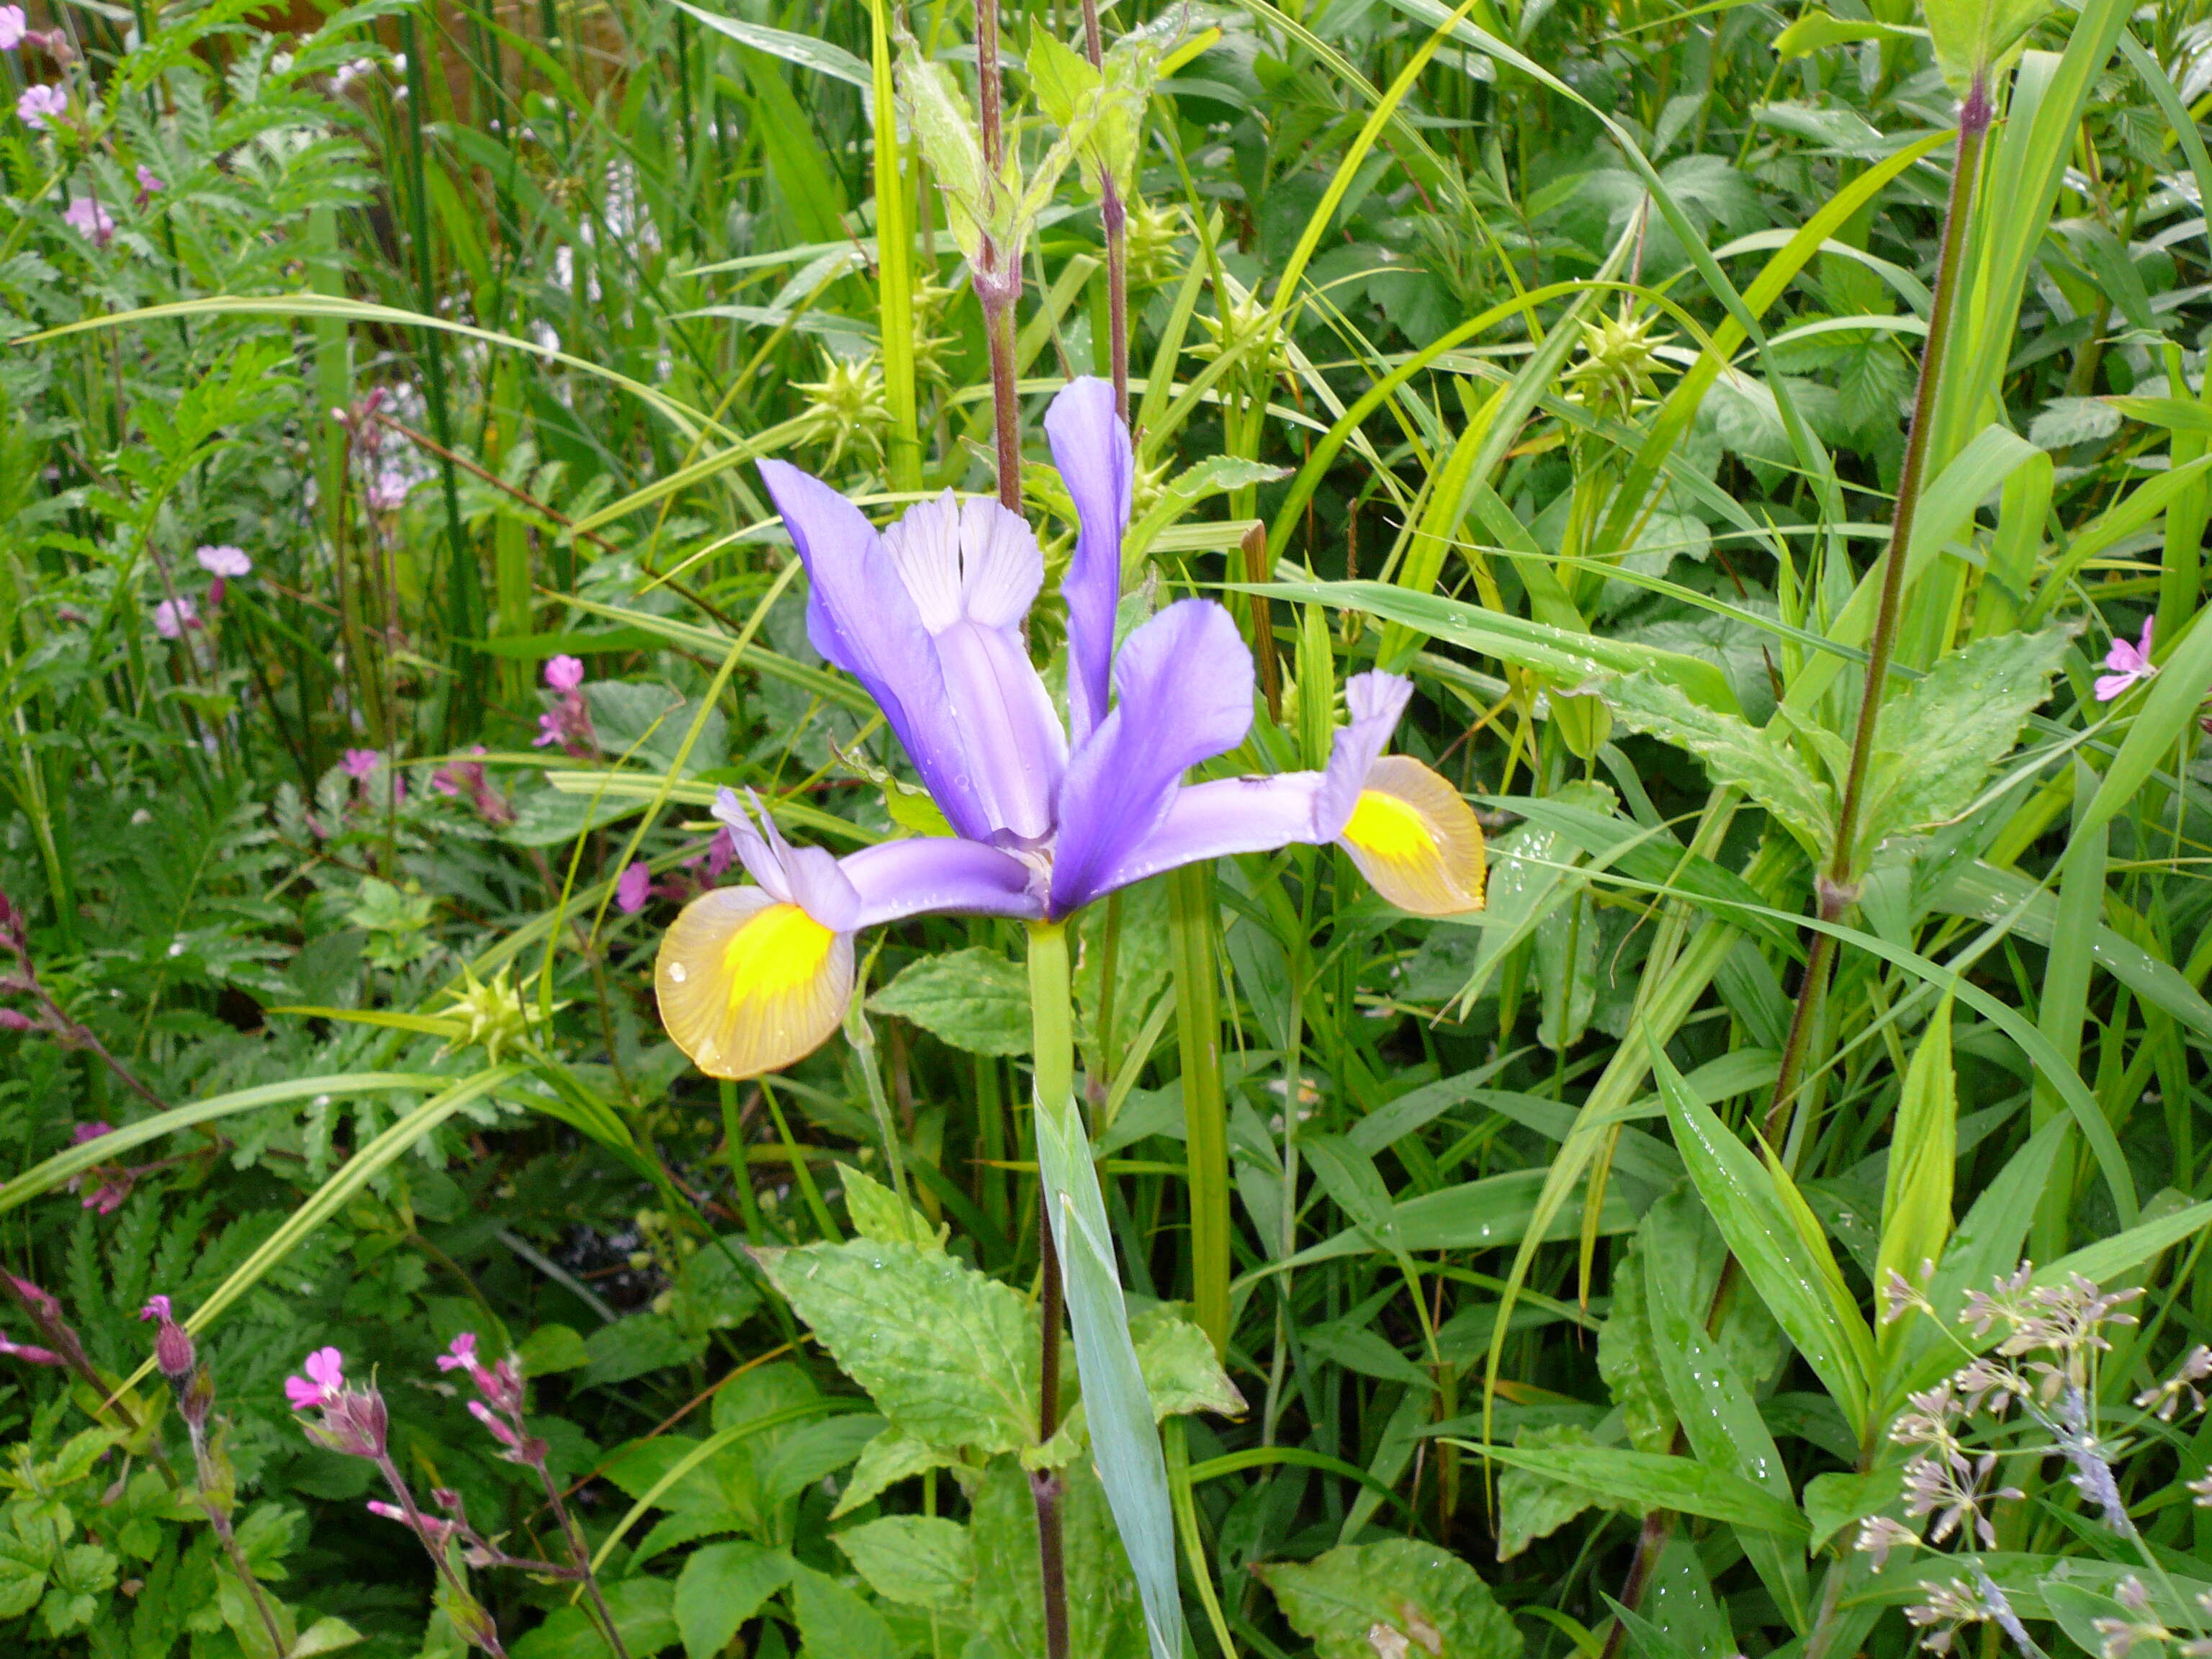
655,889,853,1079
1336,755,1487,917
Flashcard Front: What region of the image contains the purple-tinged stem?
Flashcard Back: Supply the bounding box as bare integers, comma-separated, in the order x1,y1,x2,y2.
1075,0,1128,419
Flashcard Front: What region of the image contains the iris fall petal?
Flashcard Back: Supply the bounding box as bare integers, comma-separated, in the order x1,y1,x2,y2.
655,886,855,1079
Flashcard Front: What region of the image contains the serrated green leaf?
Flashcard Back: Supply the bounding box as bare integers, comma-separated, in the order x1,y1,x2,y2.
868,947,1032,1056
1256,1539,1523,1659
755,1238,1037,1454
1131,1308,1246,1420
835,1161,948,1250
674,1543,791,1659
1923,0,2051,91
835,1516,974,1610
1497,1424,1637,1560
972,1459,1147,1659
1603,672,1833,854
832,1429,956,1519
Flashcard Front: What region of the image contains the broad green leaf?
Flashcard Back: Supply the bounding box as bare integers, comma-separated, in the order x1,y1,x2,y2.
790,1565,899,1659
835,1161,948,1251
1602,673,1833,855
514,1325,590,1375
835,1516,973,1611
832,1429,955,1519
581,1313,706,1388
868,947,1032,1056
511,1576,676,1659
755,1238,1036,1455
1595,1234,1675,1454
1774,10,1927,55
1876,999,1956,1333
1802,1467,1903,1554
1462,1441,1808,1537
1131,1308,1246,1421
1256,1539,1523,1659
1858,629,2071,855
1650,1040,1874,1434
895,50,994,265
674,1543,791,1659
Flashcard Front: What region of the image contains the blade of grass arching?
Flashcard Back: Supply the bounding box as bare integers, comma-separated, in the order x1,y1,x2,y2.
2033,768,2108,1260
20,298,738,446
0,1074,452,1215
570,413,811,534
867,0,919,492
102,1066,528,1402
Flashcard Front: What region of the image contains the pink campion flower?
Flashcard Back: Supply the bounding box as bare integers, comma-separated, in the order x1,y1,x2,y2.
195,544,250,578
616,862,651,914
430,747,512,825
286,1345,346,1410
132,163,161,204
365,470,412,513
544,655,584,692
153,596,198,638
0,1330,60,1366
703,826,737,881
437,1331,525,1417
139,1295,194,1380
17,83,64,130
0,8,25,49
2095,616,2157,702
341,747,382,781
71,1121,112,1144
61,196,112,246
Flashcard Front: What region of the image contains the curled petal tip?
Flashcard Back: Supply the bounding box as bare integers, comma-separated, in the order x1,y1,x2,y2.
1336,756,1487,917
656,887,853,1079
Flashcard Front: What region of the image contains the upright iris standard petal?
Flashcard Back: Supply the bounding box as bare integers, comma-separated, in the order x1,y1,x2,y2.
1046,377,1131,749
1048,599,1257,916
655,887,855,1079
882,494,1068,841
758,460,992,841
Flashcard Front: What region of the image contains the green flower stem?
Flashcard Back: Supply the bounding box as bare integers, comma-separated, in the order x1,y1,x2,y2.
1760,77,1990,1152
1169,864,1233,1355
1028,917,1185,1659
1027,919,1074,1659
1074,0,1129,418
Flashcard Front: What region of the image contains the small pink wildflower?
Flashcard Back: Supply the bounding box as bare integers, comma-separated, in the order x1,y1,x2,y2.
71,1121,112,1144
284,1345,346,1411
17,83,64,130
365,470,412,513
341,747,382,781
0,9,25,49
62,196,112,246
544,655,584,691
2096,616,2157,702
703,826,737,880
0,1330,60,1366
153,596,198,638
616,862,651,914
195,544,250,578
140,1294,194,1380
132,162,162,204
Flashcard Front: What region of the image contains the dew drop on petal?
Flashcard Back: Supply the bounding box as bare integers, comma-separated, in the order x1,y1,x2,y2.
667,962,687,983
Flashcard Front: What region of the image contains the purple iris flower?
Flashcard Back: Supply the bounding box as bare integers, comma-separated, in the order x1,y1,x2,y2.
655,377,1485,1079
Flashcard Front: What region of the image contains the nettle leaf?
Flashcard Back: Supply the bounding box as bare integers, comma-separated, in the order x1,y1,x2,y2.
2028,395,2121,451
674,1542,791,1659
755,1238,1038,1455
832,1429,956,1519
1130,1308,1246,1420
835,1515,974,1610
836,1161,948,1251
1256,1539,1524,1659
1858,627,2070,856
1604,672,1834,855
868,947,1032,1056
1923,0,2051,92
790,1565,899,1659
896,50,991,264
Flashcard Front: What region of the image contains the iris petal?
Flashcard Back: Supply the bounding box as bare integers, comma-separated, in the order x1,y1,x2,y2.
1048,598,1256,916
1335,755,1487,917
655,887,855,1079
841,836,1046,927
882,493,1067,840
757,460,992,840
1045,377,1130,749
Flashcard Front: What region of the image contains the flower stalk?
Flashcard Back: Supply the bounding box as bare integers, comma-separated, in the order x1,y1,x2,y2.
1026,917,1074,1659
1761,76,1992,1152
1074,0,1128,418
974,0,1022,510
